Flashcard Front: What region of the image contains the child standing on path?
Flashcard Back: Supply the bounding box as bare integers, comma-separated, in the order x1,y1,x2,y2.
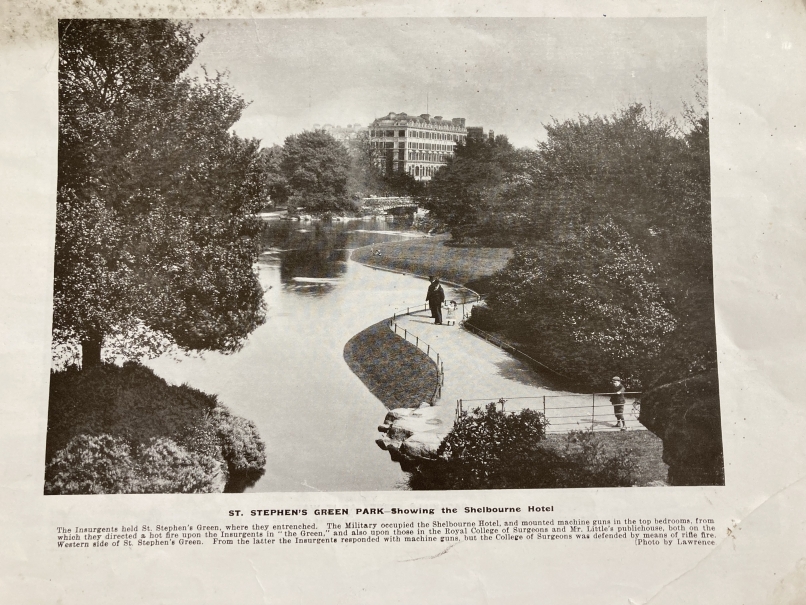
610,376,627,430
444,300,458,326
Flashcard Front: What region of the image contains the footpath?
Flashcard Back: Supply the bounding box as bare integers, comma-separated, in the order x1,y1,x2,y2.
376,308,643,464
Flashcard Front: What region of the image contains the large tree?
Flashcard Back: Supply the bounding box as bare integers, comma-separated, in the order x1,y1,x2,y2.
280,130,353,212
424,135,534,243
54,19,266,367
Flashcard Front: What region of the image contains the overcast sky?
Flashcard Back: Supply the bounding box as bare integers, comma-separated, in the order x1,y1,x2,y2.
189,18,706,149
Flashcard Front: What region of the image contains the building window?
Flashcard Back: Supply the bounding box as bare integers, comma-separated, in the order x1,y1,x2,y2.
398,142,404,148
399,130,405,137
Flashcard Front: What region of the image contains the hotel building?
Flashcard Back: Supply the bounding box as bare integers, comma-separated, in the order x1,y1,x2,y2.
368,112,471,181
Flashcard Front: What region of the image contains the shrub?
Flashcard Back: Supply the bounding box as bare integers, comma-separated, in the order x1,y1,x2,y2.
408,402,636,489
44,434,224,494
486,219,676,388
45,362,266,494
211,407,267,474
44,435,136,494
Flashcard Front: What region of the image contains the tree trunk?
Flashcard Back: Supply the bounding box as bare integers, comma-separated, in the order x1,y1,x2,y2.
81,335,103,368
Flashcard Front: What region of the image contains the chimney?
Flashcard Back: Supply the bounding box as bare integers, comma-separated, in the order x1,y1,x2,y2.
452,117,466,128
488,129,495,140
433,115,443,121
420,114,431,120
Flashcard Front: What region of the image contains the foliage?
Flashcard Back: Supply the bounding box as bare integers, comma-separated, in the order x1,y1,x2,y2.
345,130,386,199
44,362,266,494
424,135,535,243
453,100,715,389
55,19,266,366
44,434,223,494
408,402,635,489
280,130,352,212
211,407,267,474
485,219,676,387
257,144,289,208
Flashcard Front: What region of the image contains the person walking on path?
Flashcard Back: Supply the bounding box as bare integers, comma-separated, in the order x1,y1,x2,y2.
426,276,445,325
610,376,627,430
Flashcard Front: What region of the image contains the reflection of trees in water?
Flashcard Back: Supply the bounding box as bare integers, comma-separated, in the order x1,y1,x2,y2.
261,218,418,290
224,467,265,493
277,223,350,283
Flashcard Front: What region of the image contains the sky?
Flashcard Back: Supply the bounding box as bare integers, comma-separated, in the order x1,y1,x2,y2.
189,18,706,149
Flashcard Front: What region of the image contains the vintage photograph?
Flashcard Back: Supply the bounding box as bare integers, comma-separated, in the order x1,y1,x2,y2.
46,17,721,494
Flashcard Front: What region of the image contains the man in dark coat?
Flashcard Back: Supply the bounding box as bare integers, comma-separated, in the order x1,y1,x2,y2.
426,276,445,325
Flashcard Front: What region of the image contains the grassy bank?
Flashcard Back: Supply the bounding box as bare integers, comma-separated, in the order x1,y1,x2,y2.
543,430,668,486
45,363,266,494
344,320,438,410
351,235,513,294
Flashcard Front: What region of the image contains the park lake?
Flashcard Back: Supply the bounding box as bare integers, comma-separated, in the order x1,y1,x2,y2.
147,218,462,492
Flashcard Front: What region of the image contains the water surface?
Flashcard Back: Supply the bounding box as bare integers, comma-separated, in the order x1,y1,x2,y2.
149,218,442,492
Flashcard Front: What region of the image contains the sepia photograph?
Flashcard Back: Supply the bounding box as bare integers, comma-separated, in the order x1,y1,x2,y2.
45,17,721,494
5,1,806,604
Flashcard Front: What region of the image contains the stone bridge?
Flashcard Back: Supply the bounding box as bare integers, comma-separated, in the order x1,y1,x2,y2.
361,196,418,214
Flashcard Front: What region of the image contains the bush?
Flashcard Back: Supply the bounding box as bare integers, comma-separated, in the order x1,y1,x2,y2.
44,434,224,494
408,402,636,489
45,362,266,494
485,219,676,388
211,407,266,474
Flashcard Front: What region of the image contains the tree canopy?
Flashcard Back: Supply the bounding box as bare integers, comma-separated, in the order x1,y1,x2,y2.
453,102,715,389
280,130,353,212
55,19,266,367
425,134,534,243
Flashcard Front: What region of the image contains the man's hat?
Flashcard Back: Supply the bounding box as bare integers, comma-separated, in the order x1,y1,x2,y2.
611,376,621,382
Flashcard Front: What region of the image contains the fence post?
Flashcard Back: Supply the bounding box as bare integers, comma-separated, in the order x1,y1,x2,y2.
427,344,430,356
591,393,595,430
543,395,546,417
404,328,407,341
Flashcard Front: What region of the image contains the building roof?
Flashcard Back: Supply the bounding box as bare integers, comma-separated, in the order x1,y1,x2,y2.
370,112,466,129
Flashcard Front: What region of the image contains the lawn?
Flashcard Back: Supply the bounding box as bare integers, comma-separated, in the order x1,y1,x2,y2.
351,235,513,293
343,319,438,410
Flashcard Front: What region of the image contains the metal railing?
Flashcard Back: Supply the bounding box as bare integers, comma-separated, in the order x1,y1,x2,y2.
456,393,642,433
388,318,444,404
461,321,571,380
391,294,481,323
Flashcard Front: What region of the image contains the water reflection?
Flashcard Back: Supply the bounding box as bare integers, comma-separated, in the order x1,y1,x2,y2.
262,217,416,296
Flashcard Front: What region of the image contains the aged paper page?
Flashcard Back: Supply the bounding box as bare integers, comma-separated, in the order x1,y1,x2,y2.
1,0,805,604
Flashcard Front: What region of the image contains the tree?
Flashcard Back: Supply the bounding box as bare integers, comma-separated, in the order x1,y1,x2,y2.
257,145,289,209
280,130,353,212
55,19,266,367
345,130,385,198
424,135,534,243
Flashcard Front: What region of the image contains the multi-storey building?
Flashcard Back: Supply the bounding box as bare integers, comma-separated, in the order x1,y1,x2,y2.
368,112,471,181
